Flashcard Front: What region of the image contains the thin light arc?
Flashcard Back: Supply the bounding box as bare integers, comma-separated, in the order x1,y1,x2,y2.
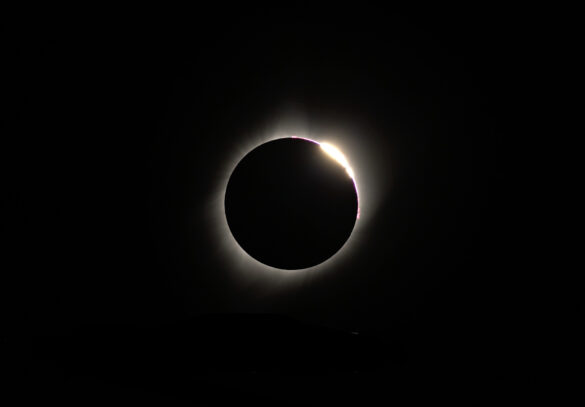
291,135,360,219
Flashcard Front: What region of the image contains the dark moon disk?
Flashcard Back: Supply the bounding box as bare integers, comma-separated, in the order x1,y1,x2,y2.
224,138,358,269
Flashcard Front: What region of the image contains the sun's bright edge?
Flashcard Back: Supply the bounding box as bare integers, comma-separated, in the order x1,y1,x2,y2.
291,136,359,219
319,142,355,179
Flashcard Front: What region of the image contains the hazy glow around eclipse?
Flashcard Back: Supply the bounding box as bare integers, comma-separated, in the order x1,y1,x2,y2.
210,122,383,283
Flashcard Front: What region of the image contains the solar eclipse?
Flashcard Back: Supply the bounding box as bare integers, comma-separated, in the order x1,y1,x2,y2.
209,116,390,284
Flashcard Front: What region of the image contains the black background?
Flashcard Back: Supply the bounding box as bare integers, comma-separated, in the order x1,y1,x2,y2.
2,6,549,404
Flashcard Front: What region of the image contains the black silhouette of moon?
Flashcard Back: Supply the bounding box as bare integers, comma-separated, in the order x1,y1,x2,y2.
224,138,358,269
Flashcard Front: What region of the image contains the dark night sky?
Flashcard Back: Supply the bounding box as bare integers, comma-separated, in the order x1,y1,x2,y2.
3,6,552,404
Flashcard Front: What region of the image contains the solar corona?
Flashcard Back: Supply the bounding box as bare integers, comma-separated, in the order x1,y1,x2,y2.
210,127,384,283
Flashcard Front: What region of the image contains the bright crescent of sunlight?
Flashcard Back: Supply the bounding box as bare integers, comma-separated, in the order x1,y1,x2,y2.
319,142,355,179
